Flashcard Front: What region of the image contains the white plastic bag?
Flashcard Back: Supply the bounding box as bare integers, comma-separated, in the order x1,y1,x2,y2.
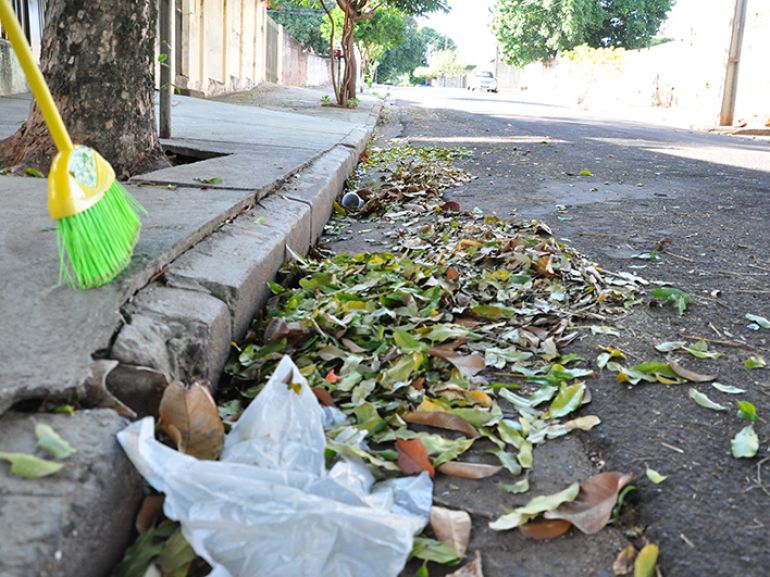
118,355,432,577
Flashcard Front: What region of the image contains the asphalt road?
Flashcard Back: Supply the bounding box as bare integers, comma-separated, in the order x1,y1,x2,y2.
381,87,770,577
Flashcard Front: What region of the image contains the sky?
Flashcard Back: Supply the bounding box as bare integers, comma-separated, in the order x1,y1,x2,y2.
418,0,497,68
419,0,708,69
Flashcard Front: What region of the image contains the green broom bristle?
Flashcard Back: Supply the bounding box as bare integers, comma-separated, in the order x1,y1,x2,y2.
56,180,145,289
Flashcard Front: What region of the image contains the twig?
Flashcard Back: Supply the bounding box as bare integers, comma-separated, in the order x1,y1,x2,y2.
680,533,695,548
664,250,695,262
661,441,685,454
678,332,756,351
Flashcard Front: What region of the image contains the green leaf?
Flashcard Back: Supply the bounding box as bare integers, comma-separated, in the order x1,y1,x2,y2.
493,449,523,476
24,166,45,178
746,313,770,329
549,382,586,418
711,382,745,395
111,524,165,577
517,440,533,469
578,169,593,176
736,400,759,422
499,478,530,494
645,466,667,484
410,537,460,564
682,340,721,359
415,561,430,577
470,303,513,320
731,425,759,459
745,355,767,369
650,287,692,315
35,423,76,459
193,176,224,185
687,388,727,412
0,451,63,478
489,482,580,530
393,328,425,353
416,434,475,467
423,324,469,342
632,252,660,261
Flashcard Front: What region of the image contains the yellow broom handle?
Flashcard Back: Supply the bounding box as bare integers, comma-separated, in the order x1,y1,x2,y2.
0,0,73,152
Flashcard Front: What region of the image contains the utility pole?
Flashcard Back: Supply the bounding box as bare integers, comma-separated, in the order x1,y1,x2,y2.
719,0,748,126
159,0,174,138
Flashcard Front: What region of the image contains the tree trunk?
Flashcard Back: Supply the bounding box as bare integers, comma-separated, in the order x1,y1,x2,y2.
0,0,166,178
339,7,357,104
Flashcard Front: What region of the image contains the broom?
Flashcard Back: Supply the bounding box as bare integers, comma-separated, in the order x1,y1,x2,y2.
0,0,144,289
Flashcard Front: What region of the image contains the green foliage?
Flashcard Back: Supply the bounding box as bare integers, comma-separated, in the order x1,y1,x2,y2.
269,1,328,54
492,0,674,66
378,21,456,84
413,49,465,81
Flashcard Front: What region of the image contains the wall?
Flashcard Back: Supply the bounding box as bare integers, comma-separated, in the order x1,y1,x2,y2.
497,0,770,127
279,27,331,88
174,0,269,96
0,40,26,95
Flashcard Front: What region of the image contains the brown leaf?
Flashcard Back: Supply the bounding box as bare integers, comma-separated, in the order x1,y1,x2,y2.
669,360,717,383
312,387,335,407
264,318,289,342
519,519,572,540
159,381,225,460
534,255,556,276
613,545,636,576
135,494,165,534
430,506,472,558
428,347,485,377
341,338,367,353
441,201,461,212
445,267,461,280
437,461,502,479
445,551,484,577
544,471,634,534
411,377,425,391
404,411,479,438
396,438,434,479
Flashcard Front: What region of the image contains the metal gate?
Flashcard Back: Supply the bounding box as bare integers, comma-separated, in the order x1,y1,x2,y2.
265,15,279,84
0,0,47,57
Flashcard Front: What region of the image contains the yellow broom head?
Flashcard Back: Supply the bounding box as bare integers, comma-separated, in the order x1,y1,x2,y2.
49,146,144,289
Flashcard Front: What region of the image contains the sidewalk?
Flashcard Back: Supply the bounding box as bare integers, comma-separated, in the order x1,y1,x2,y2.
0,86,380,577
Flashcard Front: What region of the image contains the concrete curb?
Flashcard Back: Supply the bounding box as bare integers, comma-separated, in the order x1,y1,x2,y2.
0,101,379,577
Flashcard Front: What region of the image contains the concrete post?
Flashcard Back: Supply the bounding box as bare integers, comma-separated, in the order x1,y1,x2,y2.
719,0,748,126
159,0,174,138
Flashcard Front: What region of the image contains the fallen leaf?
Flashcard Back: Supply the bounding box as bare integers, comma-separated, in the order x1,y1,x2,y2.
159,380,225,460
428,348,485,377
324,369,340,384
545,471,634,534
613,545,636,575
0,452,63,478
499,478,530,494
135,494,165,534
688,388,727,411
405,411,479,438
549,382,585,418
519,519,571,540
669,360,716,383
731,425,759,458
711,382,745,395
736,400,759,422
312,387,335,407
397,438,435,478
411,536,460,564
83,359,137,419
634,544,659,577
654,341,685,353
445,550,483,577
490,482,580,530
430,506,472,558
438,461,502,479
35,423,76,459
745,355,767,369
650,287,692,315
645,466,667,484
745,313,770,329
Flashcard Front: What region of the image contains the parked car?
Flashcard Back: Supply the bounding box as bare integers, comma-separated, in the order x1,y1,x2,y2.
467,70,498,92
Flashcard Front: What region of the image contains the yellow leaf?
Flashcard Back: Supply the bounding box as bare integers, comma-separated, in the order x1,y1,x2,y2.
634,544,659,577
